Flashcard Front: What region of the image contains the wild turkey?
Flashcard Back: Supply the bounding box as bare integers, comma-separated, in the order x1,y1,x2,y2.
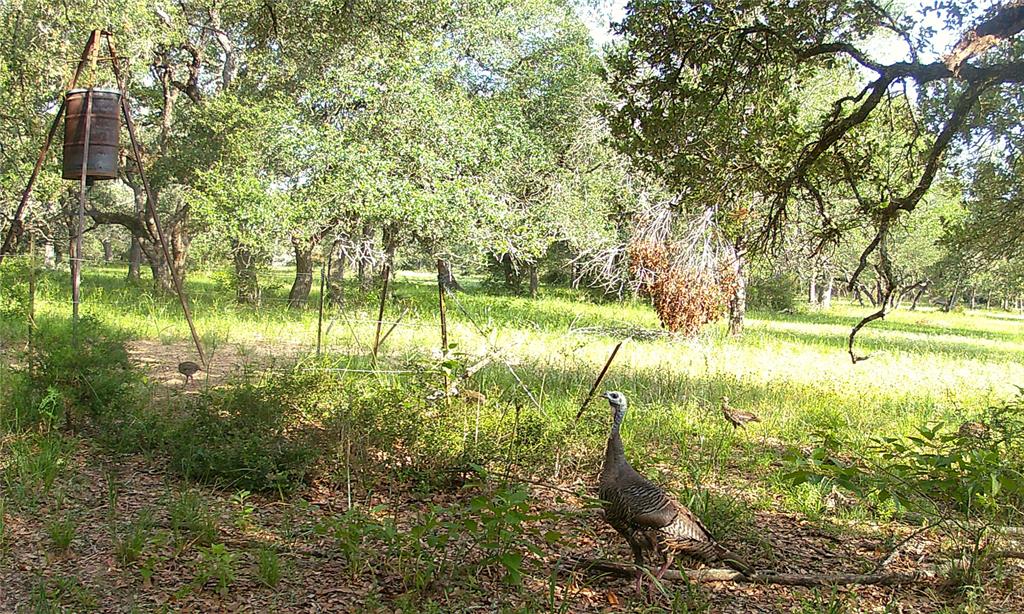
599,391,751,591
720,396,760,429
957,420,989,440
178,361,201,385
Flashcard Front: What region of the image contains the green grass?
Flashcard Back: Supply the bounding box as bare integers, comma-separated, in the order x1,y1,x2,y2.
2,265,1023,611
9,266,1024,489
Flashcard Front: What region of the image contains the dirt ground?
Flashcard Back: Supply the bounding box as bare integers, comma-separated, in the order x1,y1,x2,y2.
2,346,1022,612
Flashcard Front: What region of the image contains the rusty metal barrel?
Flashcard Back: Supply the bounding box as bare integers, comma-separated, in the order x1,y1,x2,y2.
62,88,121,181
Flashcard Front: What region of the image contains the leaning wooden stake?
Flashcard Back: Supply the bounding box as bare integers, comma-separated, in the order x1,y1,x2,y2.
316,262,326,356
438,275,449,355
107,34,206,368
28,232,36,347
71,87,94,342
371,263,391,362
376,306,409,352
575,341,624,422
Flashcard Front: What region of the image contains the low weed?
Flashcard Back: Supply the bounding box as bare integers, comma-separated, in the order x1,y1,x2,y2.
797,588,856,614
318,479,560,591
1,433,72,507
679,486,752,540
0,496,6,552
169,490,219,547
28,573,97,612
255,547,282,588
231,490,255,529
115,509,155,565
46,515,76,552
194,543,238,596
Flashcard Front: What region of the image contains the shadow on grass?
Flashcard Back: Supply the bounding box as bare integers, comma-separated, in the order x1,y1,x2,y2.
67,265,657,337
762,308,1024,344
755,324,1024,363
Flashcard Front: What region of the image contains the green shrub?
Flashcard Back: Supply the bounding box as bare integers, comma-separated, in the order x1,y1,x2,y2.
786,391,1024,590
194,543,238,596
167,376,322,493
748,273,800,311
2,319,143,434
0,258,30,320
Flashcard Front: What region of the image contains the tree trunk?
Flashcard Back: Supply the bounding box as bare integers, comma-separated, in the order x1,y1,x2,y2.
727,247,746,336
127,236,141,282
328,240,344,307
43,240,55,268
287,235,317,309
101,239,113,263
500,253,517,290
233,244,261,305
943,278,962,312
528,263,539,298
358,222,374,291
970,286,977,309
436,258,461,292
808,266,818,305
821,276,834,309
910,282,928,311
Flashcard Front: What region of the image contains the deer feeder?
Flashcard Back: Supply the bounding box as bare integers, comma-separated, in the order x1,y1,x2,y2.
62,88,121,182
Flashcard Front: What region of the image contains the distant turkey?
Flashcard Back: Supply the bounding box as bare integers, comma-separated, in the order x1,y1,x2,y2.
178,361,201,385
957,420,989,440
598,391,751,591
720,396,760,429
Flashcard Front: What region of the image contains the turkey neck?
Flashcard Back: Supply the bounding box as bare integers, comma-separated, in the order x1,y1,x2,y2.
602,420,627,474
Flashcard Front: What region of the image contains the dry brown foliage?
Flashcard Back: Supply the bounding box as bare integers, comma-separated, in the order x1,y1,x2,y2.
629,240,736,336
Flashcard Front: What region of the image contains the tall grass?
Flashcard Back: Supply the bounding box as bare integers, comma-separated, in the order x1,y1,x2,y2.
4,264,1023,505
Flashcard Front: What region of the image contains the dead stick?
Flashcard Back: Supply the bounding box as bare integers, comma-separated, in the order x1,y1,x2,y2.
27,232,36,347
438,272,448,354
559,557,934,587
376,306,408,350
575,341,624,422
316,262,326,356
446,355,493,395
371,263,391,361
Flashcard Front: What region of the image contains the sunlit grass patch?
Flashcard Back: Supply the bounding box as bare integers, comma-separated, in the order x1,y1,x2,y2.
7,265,1024,510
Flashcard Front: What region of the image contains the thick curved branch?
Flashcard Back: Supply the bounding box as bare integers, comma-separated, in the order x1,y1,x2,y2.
945,2,1024,73
848,299,890,364
85,208,146,238
798,42,884,73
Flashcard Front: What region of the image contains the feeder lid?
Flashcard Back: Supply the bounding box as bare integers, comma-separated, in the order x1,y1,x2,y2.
66,87,122,95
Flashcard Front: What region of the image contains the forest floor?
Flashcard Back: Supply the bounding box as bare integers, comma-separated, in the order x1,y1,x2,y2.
2,267,1024,612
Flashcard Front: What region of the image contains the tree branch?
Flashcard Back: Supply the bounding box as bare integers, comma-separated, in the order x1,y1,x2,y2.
945,2,1024,74
558,556,935,587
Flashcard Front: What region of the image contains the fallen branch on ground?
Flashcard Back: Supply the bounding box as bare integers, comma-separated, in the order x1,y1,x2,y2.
559,556,936,587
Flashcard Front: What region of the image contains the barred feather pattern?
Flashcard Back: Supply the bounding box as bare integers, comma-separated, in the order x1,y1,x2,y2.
600,396,751,576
